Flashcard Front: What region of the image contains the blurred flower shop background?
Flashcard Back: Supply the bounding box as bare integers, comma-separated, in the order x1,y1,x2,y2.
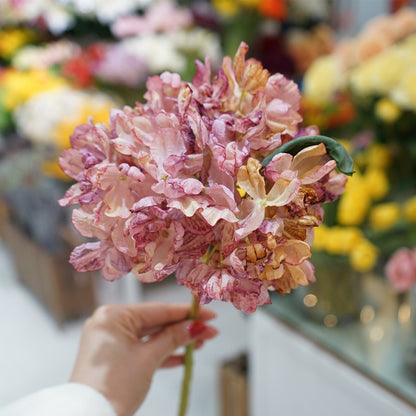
1,0,416,414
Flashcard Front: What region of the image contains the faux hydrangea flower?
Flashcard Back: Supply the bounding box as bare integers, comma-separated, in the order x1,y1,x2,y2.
59,42,349,313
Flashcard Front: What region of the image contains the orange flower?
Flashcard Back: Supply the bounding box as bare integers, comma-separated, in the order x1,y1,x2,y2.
259,0,288,20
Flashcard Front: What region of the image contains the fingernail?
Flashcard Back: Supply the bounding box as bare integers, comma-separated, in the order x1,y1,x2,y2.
188,321,207,339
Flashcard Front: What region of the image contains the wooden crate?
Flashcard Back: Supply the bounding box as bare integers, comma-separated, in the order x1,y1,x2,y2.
221,353,249,416
0,199,96,325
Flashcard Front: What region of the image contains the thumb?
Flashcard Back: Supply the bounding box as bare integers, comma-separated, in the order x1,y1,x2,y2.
144,320,213,367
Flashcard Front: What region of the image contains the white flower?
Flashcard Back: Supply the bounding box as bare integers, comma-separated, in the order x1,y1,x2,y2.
0,0,74,34
121,34,186,73
14,87,117,147
59,0,151,23
12,40,81,70
170,28,222,69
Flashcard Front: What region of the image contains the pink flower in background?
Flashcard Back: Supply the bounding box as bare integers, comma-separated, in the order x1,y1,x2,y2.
93,44,148,87
111,1,193,38
59,42,349,313
385,247,416,292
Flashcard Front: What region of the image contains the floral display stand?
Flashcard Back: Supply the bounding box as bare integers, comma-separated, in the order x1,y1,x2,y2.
0,199,96,325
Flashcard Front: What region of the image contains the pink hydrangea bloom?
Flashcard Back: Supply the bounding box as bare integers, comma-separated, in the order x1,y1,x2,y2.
59,42,347,313
385,247,416,293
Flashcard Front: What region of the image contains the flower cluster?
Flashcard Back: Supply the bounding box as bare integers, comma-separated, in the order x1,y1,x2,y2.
303,7,416,106
0,68,67,112
0,0,150,34
386,247,416,293
15,86,116,150
349,33,416,113
313,225,378,272
4,2,222,88
59,43,348,313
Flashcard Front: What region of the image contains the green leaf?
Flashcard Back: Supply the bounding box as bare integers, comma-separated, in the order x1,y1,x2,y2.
261,135,355,176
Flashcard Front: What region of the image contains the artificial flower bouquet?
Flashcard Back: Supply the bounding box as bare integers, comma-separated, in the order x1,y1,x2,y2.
59,42,352,414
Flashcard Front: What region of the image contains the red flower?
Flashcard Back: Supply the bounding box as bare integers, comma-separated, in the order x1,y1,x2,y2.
259,0,289,21
62,55,94,87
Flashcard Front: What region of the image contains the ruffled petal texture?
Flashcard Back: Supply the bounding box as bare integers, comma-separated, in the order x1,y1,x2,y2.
59,42,348,314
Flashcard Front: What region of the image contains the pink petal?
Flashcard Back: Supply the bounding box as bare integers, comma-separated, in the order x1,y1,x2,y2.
235,200,265,240
201,206,239,226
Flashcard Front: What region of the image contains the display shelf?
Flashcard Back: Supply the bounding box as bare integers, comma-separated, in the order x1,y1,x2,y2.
264,272,416,409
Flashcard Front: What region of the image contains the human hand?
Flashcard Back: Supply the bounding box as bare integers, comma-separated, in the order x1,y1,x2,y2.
70,302,218,416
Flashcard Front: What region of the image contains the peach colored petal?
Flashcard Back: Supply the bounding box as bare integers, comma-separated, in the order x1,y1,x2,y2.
286,264,309,286
237,158,267,200
266,178,300,207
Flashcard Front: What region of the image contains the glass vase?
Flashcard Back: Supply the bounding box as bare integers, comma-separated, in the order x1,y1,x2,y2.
295,252,363,326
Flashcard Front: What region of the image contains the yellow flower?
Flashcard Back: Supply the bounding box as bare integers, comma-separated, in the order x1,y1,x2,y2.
369,202,400,231
375,98,401,123
350,49,405,96
53,103,112,151
312,225,329,251
337,174,371,226
365,144,391,169
336,139,353,155
339,227,363,253
0,29,34,59
1,69,67,111
392,67,416,111
321,227,341,255
239,0,259,7
212,0,239,17
303,55,342,105
404,196,416,223
42,161,71,181
363,168,389,201
350,239,378,272
337,193,370,226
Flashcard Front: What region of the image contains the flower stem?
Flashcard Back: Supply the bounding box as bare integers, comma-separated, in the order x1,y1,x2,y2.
178,294,200,416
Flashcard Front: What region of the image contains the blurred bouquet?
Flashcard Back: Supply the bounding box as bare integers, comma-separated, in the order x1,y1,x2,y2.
302,7,416,134
302,7,416,270
210,0,333,78
348,32,416,187
0,0,224,167
0,0,151,35
5,1,222,89
314,133,416,271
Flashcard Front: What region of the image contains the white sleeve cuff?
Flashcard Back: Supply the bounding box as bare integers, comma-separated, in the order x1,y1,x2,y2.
0,383,117,416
